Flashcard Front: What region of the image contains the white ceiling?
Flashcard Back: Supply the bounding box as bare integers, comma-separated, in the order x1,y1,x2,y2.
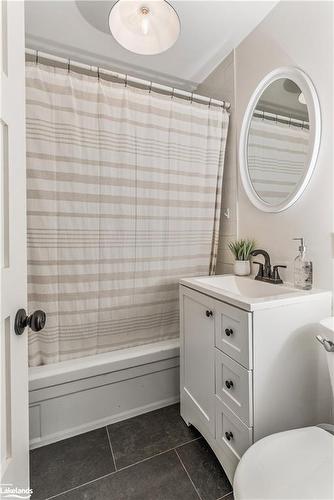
25,0,278,90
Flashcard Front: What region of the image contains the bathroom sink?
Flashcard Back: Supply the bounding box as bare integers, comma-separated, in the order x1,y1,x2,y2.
179,274,329,311
194,275,294,298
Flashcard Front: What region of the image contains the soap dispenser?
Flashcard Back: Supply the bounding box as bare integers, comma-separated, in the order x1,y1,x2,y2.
293,238,313,290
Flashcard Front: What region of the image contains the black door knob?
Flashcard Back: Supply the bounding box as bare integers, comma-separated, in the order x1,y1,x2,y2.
225,431,233,441
225,380,234,389
225,328,233,336
205,310,213,318
14,309,46,335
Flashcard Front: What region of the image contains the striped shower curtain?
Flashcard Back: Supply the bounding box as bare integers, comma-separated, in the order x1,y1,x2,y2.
247,117,309,204
26,62,229,366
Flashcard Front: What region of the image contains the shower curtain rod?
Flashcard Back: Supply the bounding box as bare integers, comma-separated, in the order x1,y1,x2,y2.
25,48,231,111
253,108,309,128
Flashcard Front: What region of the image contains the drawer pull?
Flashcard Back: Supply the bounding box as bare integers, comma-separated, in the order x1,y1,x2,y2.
225,431,234,441
225,328,233,336
206,310,213,318
225,380,234,389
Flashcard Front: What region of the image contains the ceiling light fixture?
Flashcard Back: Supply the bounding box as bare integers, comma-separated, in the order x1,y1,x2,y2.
109,0,180,55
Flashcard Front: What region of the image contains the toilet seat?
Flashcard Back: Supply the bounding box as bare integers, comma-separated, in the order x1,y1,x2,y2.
233,426,334,500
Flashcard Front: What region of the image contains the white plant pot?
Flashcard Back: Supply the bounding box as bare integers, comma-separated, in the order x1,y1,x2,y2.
234,260,251,276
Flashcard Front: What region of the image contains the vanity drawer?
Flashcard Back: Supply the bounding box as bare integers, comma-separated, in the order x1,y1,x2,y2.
215,349,253,426
215,302,252,369
216,397,253,461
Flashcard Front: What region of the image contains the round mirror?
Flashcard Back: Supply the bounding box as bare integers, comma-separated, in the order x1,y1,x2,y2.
239,67,321,212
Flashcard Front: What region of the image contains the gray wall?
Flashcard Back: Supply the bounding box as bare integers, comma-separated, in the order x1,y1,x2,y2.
197,1,333,290
197,52,237,274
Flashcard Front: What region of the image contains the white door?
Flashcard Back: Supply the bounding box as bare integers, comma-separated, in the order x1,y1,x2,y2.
0,0,29,493
180,287,216,436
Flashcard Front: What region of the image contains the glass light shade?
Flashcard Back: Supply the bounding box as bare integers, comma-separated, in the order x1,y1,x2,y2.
298,92,306,105
109,0,180,55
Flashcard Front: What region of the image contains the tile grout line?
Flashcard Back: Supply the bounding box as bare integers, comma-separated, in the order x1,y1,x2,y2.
45,435,203,500
105,425,117,471
174,448,203,500
216,491,234,500
45,471,117,500
174,435,202,450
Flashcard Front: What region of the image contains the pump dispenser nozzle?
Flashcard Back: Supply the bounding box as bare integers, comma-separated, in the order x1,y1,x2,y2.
293,237,306,254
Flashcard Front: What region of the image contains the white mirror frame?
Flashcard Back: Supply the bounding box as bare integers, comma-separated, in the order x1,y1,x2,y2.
239,67,321,213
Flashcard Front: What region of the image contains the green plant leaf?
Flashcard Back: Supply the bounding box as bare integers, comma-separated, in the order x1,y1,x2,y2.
228,238,256,261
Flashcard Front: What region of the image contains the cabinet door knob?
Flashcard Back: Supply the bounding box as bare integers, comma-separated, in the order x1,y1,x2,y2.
225,380,234,389
225,328,233,336
225,431,233,441
205,310,213,318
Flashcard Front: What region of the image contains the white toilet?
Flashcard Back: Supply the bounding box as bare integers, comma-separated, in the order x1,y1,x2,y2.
233,318,334,500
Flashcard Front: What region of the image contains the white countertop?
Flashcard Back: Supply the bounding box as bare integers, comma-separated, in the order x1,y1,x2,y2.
180,274,332,311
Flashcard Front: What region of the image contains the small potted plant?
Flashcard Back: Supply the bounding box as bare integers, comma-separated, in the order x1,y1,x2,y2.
228,239,256,276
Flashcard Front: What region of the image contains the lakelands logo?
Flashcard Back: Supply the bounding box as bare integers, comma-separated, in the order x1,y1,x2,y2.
0,484,33,499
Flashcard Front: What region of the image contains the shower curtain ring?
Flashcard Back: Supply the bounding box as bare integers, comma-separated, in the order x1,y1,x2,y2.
97,67,100,80
171,88,175,99
124,75,128,87
67,59,71,74
190,92,194,104
149,82,152,93
35,50,39,65
208,98,212,108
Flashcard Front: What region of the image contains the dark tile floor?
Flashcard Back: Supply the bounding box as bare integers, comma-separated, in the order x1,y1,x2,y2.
30,404,234,500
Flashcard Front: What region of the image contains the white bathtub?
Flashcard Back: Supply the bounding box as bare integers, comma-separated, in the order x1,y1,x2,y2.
29,339,180,449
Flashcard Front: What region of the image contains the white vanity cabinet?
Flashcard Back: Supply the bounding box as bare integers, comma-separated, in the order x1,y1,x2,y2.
179,277,332,483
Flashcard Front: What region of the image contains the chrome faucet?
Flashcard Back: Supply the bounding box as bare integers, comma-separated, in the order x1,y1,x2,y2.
250,249,287,284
